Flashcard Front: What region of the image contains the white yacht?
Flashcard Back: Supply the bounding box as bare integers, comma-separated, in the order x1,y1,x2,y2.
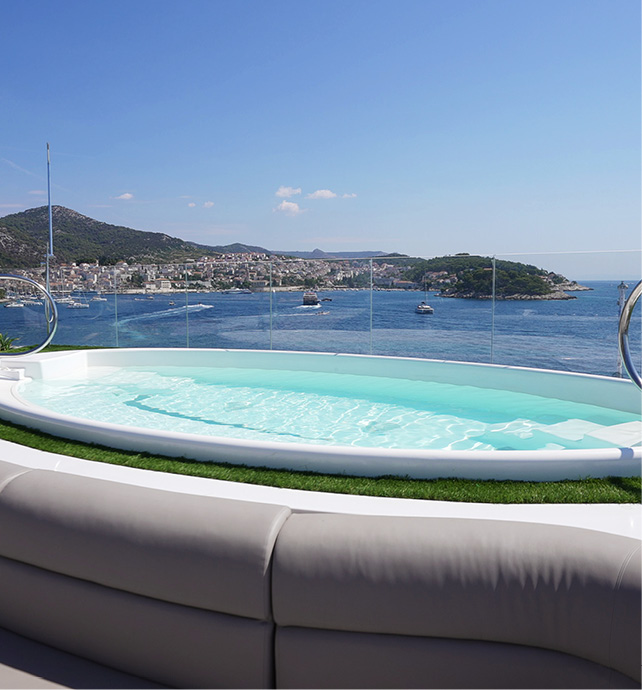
303,291,320,305
415,301,434,314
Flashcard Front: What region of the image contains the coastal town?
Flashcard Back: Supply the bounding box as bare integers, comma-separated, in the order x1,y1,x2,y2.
4,250,590,300
9,254,440,295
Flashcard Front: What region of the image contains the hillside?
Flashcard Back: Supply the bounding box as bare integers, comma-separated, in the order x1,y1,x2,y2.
0,207,275,267
404,254,584,299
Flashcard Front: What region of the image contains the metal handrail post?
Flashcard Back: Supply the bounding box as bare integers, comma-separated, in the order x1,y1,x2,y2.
0,274,58,356
185,264,189,348
490,256,496,364
114,268,119,348
269,262,273,350
618,280,642,389
369,259,373,355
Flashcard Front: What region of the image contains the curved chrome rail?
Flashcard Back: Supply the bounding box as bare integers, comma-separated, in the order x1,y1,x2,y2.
618,280,642,389
0,274,58,356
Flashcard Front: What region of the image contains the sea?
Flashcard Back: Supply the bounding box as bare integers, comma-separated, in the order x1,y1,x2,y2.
3,280,641,378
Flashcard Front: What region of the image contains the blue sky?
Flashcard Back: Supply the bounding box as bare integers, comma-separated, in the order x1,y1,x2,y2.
1,0,640,278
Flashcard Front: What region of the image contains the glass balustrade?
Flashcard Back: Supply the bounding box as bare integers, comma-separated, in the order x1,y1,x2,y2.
1,250,639,379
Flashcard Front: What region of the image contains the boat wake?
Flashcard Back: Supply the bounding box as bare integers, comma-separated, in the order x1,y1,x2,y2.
119,304,214,325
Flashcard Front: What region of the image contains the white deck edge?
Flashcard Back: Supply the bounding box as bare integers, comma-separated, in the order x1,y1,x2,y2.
1,438,639,540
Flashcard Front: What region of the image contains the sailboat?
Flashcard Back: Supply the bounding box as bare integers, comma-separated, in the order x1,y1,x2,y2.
415,278,434,314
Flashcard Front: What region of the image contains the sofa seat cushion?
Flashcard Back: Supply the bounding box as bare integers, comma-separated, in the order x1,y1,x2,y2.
275,626,641,689
0,626,164,689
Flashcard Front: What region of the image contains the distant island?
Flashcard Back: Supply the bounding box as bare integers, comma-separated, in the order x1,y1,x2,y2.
404,254,590,300
0,207,588,299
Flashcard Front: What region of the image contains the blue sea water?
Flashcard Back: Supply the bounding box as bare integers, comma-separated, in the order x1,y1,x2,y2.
3,281,640,377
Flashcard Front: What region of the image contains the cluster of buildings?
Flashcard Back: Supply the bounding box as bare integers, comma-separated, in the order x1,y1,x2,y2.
13,254,443,294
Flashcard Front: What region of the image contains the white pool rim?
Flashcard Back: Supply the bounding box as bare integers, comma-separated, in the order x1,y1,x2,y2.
0,348,640,481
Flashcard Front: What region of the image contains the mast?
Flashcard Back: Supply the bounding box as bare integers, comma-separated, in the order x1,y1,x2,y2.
46,143,54,293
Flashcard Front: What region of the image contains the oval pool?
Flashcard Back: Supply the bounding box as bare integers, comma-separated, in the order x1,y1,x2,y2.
0,348,640,480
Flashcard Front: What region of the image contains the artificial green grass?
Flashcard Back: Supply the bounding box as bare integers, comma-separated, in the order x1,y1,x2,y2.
0,416,639,504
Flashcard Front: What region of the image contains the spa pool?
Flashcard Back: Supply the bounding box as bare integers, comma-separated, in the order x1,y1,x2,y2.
1,348,640,480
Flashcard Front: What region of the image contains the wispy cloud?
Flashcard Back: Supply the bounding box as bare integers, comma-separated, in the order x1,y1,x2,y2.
188,202,197,207
29,190,47,195
2,158,40,178
342,192,357,198
274,200,305,216
203,201,214,208
114,192,134,200
0,204,24,209
275,186,301,198
307,189,337,199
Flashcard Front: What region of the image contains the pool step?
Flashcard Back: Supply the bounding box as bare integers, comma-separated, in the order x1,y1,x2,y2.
585,421,642,447
537,419,642,448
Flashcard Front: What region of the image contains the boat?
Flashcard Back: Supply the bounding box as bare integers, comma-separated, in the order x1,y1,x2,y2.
222,288,252,294
4,301,24,308
23,300,44,306
67,301,89,309
303,291,320,305
415,301,434,314
169,301,175,306
91,295,107,302
416,278,434,314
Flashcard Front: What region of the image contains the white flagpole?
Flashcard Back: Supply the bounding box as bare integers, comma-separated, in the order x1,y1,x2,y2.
46,143,54,293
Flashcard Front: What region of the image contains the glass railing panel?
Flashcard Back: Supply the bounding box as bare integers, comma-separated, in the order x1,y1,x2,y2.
367,255,493,363
11,252,639,381
266,259,372,354
371,280,493,362
187,289,271,351
0,274,55,353
491,251,641,376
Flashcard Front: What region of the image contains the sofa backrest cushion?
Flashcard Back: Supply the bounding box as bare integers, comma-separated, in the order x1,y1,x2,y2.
272,513,641,681
0,463,290,621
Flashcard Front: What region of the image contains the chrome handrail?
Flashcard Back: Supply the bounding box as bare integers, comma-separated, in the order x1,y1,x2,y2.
0,274,58,356
618,280,642,389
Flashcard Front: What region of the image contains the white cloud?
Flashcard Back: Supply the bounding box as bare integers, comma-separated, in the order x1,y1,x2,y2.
203,201,214,208
342,192,357,198
274,200,305,216
275,186,301,198
188,202,197,208
307,189,337,199
115,192,134,200
29,190,46,195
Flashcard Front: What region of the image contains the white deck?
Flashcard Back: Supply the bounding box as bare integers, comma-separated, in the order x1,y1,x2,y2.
2,438,639,540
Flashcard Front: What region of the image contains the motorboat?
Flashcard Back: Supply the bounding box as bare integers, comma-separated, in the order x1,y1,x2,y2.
303,291,320,305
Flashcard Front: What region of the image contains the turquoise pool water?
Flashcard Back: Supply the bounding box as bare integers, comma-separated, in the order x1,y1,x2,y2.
19,365,641,452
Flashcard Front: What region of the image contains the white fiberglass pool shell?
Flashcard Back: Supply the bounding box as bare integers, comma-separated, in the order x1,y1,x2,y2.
0,348,640,481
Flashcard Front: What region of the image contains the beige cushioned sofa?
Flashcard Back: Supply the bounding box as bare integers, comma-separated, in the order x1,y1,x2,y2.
0,458,639,689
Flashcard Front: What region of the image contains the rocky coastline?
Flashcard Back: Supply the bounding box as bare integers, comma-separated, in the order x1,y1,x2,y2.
440,279,592,301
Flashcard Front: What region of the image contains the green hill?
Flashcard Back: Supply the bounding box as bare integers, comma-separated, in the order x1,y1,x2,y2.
404,254,577,299
0,206,273,267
